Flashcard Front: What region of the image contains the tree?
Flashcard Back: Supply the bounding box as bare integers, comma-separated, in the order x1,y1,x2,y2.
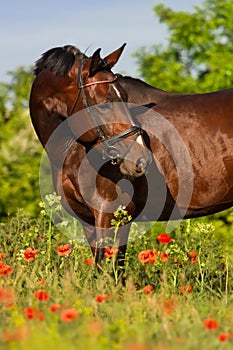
0,67,43,217
134,0,233,93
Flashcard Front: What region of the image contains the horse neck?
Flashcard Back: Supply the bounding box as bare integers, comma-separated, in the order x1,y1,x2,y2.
117,75,167,104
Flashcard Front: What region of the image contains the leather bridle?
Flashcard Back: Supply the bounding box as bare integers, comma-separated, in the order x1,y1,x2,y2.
69,58,144,165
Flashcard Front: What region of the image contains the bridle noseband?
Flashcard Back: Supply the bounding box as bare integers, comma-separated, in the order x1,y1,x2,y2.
70,58,144,165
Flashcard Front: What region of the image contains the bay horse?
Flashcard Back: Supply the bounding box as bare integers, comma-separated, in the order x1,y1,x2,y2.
29,44,152,267
30,43,233,272
117,74,233,219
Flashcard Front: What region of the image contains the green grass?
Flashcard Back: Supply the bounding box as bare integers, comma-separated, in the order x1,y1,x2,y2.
1,200,233,349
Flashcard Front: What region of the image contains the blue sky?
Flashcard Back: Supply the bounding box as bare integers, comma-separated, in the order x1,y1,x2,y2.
0,0,203,82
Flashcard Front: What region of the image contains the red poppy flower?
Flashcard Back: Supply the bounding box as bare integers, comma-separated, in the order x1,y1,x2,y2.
23,307,44,321
57,244,72,256
219,333,232,342
95,294,109,303
160,252,169,262
156,233,173,244
143,285,154,295
85,258,95,265
24,247,40,262
34,289,50,301
36,310,44,321
38,279,45,285
0,287,16,306
179,284,192,293
203,318,219,330
50,304,62,312
125,344,148,350
60,308,78,322
3,326,29,342
162,299,177,316
3,331,10,342
0,261,14,276
105,247,118,259
188,251,198,264
138,250,158,264
0,253,4,259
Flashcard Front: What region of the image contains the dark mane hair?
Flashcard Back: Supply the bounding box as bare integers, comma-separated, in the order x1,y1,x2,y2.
34,45,87,76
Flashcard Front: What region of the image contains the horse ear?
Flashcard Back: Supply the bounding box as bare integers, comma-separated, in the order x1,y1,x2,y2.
89,48,103,77
103,43,126,68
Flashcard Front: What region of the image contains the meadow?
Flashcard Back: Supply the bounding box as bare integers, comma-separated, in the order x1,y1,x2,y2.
1,195,233,350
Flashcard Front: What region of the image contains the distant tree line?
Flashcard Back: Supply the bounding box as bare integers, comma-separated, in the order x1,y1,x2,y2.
134,0,233,92
0,67,42,217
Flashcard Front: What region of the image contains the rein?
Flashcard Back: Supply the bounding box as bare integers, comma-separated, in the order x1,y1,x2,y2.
69,58,143,164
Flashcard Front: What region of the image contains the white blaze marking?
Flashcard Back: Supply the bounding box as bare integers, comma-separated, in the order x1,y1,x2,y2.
112,84,122,99
137,134,144,146
112,85,144,147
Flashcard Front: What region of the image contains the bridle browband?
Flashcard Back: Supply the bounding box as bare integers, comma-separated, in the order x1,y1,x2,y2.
69,58,144,165
79,75,118,88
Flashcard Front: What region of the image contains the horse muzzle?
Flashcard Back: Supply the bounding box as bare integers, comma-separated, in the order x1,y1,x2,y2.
101,126,152,177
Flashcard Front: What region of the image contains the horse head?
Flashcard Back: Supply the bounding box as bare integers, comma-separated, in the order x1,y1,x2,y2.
69,44,152,177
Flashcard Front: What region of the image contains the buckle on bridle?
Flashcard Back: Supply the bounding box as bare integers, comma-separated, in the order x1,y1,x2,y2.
103,145,120,164
102,125,144,165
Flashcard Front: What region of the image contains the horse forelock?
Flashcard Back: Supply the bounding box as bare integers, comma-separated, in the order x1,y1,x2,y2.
33,45,87,77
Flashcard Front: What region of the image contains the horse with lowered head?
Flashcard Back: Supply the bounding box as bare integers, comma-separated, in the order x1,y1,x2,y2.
29,44,152,268
30,42,233,274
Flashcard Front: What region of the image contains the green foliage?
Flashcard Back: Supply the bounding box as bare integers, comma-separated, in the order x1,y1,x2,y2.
134,0,233,93
111,205,132,229
0,206,233,349
0,67,43,217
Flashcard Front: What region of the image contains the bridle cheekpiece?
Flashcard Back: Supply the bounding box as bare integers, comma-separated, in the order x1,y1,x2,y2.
70,58,144,165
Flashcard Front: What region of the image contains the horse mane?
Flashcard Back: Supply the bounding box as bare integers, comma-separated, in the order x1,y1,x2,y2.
34,45,87,76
